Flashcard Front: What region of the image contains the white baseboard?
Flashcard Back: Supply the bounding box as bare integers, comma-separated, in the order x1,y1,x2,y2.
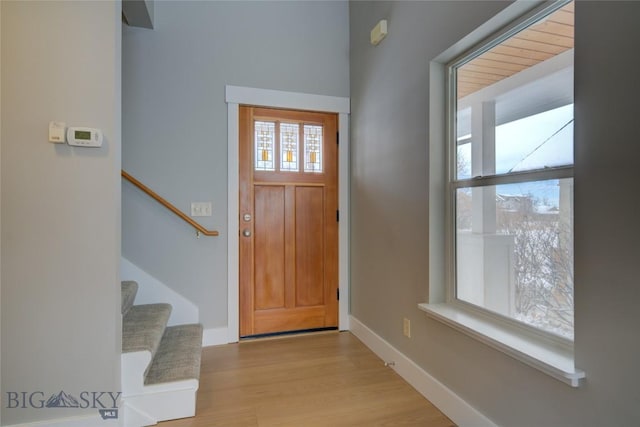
123,388,197,424
349,315,497,427
122,401,156,427
1,414,120,427
202,327,229,346
121,257,199,326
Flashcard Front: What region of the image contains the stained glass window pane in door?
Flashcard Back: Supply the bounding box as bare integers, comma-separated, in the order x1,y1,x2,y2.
255,121,275,171
304,125,323,173
280,123,299,172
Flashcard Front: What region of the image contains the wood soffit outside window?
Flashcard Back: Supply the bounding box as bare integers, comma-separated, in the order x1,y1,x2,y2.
457,2,574,99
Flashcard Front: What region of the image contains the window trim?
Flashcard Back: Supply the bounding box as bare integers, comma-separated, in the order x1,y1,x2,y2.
422,0,585,387
453,165,573,189
419,301,584,387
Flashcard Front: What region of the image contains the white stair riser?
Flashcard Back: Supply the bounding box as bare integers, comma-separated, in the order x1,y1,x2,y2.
121,351,152,395
122,351,200,425
121,280,202,426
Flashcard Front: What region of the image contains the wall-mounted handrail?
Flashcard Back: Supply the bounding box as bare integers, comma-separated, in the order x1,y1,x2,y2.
122,170,219,237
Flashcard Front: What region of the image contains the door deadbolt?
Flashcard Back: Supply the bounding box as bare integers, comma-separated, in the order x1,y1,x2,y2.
243,213,252,222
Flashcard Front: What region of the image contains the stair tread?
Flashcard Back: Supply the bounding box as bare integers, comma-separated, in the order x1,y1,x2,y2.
122,303,172,356
121,281,139,315
145,324,203,386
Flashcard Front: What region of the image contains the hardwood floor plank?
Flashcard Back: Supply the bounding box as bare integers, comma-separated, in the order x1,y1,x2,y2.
158,332,455,427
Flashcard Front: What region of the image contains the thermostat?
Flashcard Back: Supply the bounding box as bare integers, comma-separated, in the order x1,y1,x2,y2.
67,127,103,147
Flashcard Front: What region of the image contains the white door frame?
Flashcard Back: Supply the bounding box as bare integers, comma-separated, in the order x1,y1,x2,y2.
225,85,350,342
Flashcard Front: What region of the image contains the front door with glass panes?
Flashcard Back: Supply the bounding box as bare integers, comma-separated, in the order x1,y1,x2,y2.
239,106,338,337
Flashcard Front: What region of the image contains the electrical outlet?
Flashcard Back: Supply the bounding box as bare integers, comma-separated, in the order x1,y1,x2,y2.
403,318,411,338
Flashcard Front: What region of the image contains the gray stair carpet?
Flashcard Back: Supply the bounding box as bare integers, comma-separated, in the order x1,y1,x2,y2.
121,281,139,316
144,324,203,386
122,303,172,360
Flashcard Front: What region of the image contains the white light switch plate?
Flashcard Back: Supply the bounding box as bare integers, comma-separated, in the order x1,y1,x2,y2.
191,202,212,217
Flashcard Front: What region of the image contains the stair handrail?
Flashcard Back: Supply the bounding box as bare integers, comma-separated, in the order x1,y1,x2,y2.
122,170,219,237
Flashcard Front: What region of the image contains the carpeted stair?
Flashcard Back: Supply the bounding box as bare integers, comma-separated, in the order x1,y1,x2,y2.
120,280,202,426
121,280,138,315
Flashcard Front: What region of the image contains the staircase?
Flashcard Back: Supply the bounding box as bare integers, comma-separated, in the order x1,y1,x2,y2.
121,280,203,426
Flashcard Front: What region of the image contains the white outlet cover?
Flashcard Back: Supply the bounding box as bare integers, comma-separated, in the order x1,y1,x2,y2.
191,202,212,217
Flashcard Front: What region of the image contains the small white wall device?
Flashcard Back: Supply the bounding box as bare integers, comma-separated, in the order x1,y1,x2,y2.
66,127,103,147
48,121,67,143
370,19,388,46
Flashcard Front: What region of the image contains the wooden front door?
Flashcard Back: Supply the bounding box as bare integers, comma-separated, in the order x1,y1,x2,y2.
239,106,338,337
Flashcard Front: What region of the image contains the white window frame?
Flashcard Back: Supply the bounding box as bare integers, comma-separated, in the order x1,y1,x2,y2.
420,0,585,387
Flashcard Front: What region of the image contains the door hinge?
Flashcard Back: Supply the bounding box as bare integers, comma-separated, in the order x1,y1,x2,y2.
337,132,339,145
337,288,340,301
336,210,339,222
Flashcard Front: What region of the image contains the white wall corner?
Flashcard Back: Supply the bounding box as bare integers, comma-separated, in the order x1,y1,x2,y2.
121,257,199,326
349,316,498,427
203,327,230,347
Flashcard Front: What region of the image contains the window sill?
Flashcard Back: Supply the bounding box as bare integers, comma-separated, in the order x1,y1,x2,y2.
418,302,585,387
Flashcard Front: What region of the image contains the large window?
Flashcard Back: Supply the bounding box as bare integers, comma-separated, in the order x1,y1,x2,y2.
449,1,574,339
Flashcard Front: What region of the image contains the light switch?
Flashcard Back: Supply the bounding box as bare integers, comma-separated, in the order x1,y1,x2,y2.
191,202,212,217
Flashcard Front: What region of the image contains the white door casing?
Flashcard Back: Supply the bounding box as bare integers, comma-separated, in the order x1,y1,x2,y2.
226,85,350,342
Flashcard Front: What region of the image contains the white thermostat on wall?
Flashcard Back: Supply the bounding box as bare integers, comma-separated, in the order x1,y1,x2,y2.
67,127,103,147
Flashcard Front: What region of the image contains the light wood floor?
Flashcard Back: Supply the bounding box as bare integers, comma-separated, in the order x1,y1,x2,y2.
158,331,455,427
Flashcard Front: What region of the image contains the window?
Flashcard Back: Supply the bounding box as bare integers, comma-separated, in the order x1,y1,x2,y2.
255,121,276,171
422,0,583,386
303,125,323,173
254,120,323,173
280,122,300,172
450,2,574,339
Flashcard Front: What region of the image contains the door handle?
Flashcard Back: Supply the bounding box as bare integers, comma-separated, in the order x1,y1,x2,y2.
242,229,252,237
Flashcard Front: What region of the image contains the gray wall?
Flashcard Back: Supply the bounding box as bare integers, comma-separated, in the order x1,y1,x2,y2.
122,1,349,328
573,1,640,424
0,3,3,424
350,1,640,426
1,2,121,425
